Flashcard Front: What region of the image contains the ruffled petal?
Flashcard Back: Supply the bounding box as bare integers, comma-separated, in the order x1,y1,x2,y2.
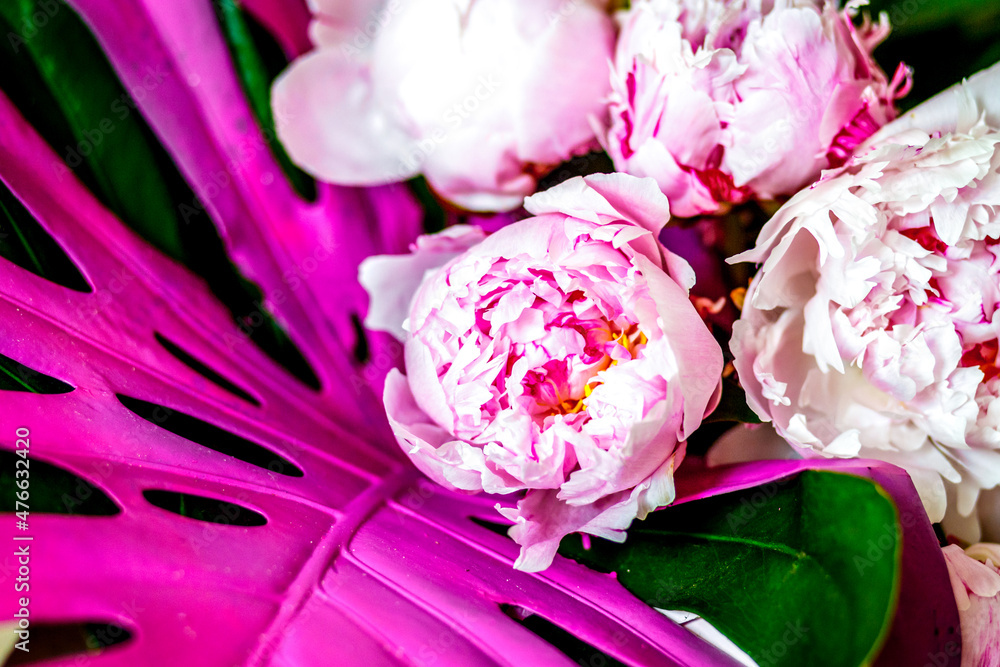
360,225,487,340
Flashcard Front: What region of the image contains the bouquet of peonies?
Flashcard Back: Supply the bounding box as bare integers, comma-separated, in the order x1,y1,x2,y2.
3,0,1000,665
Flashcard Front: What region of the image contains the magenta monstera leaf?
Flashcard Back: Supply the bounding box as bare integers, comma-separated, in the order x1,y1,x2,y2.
0,1,743,664
0,1,962,666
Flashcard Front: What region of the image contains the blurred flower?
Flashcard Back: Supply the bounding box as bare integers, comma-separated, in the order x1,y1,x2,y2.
942,543,1000,666
604,0,909,217
273,0,616,212
731,97,1000,532
361,173,724,570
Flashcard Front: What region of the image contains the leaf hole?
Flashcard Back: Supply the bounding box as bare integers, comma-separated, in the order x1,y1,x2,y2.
155,332,261,406
0,177,91,293
0,450,120,515
498,604,631,667
408,176,446,234
933,523,948,547
0,352,73,394
116,394,303,477
4,621,132,665
223,275,322,391
469,516,512,537
142,489,266,526
351,313,370,364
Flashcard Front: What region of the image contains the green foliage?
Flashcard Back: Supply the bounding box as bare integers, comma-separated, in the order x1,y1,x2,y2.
704,377,763,424
868,0,1000,110
562,471,901,667
0,450,120,515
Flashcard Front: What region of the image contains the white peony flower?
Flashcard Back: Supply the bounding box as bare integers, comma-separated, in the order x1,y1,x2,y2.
273,0,616,211
731,63,1000,537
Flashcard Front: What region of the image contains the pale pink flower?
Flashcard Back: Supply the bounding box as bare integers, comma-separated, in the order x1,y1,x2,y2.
942,543,1000,666
361,173,724,571
273,0,616,212
605,0,910,217
730,65,1000,536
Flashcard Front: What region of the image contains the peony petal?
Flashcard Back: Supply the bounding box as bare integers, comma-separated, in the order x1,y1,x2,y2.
706,423,801,467
868,61,1000,143
634,253,724,437
582,173,673,238
360,225,486,340
273,48,417,185
513,0,615,164
306,0,397,48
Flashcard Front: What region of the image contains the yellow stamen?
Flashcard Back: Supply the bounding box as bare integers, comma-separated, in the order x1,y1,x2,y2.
547,326,648,416
731,287,747,311
561,383,594,414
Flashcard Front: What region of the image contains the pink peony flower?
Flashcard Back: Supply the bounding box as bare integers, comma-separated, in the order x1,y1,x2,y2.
361,173,724,571
604,0,910,217
273,0,616,212
942,543,1000,666
730,66,1000,537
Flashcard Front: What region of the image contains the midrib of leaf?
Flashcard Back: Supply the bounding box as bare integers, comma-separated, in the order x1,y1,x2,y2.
561,471,900,667
633,529,807,560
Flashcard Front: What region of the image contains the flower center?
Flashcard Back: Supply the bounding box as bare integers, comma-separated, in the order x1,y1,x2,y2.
901,223,1000,385
961,340,1000,382
530,324,647,418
